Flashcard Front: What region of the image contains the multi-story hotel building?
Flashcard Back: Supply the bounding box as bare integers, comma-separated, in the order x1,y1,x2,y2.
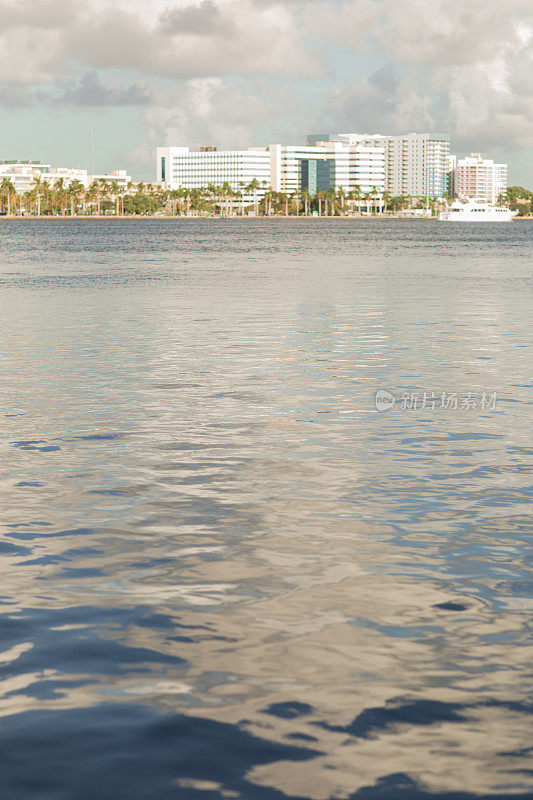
156,146,272,202
269,141,385,195
156,141,385,199
454,153,508,203
310,133,450,197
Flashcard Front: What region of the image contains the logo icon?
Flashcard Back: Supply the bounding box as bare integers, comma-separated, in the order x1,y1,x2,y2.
375,390,396,412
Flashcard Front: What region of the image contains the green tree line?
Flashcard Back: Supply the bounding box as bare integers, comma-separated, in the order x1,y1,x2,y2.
0,176,430,217
500,186,533,216
2,176,530,217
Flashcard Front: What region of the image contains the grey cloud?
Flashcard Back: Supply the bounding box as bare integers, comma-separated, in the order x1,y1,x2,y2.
59,3,318,79
0,0,78,30
0,0,321,94
0,82,34,109
0,72,150,111
64,10,156,72
2,0,532,182
368,63,399,93
325,65,434,134
251,0,308,5
309,0,533,153
373,0,533,68
159,1,234,37
58,72,151,107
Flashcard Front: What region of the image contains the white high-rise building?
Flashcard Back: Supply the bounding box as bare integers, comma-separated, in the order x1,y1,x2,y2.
156,146,272,202
455,153,508,203
156,141,385,199
311,133,450,197
269,141,385,195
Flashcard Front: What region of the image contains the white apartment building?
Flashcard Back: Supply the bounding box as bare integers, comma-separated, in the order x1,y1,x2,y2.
313,133,450,197
156,141,385,199
454,153,507,203
269,141,385,195
0,161,132,194
156,146,271,202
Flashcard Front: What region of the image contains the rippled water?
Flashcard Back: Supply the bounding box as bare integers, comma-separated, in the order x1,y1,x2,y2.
0,219,532,799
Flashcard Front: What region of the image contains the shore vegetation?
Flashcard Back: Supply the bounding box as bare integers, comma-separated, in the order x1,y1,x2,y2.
1,178,531,218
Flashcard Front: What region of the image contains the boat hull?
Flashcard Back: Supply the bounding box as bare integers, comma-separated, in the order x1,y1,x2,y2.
438,211,516,221
438,201,517,222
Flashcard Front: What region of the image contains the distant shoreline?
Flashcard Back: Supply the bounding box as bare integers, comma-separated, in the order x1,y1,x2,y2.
0,214,531,221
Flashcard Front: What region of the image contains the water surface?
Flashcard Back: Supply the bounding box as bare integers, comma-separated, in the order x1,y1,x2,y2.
0,219,532,799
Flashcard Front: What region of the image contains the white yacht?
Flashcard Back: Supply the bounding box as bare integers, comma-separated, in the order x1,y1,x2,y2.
438,198,517,222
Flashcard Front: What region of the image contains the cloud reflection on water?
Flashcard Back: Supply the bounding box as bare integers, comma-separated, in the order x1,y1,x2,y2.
0,220,532,798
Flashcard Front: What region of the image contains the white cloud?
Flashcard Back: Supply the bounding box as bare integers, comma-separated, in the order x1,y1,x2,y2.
1,0,532,178
0,0,320,86
304,0,381,48
140,78,282,150
306,0,533,152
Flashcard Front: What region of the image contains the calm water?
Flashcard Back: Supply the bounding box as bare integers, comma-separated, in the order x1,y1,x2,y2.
0,219,532,800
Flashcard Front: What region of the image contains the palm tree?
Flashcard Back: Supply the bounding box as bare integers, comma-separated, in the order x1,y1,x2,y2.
22,190,32,215
337,187,346,216
291,191,300,216
316,188,324,216
51,178,68,215
67,180,85,216
0,178,16,215
184,188,193,216
370,186,380,215
220,181,234,217
85,181,98,215
264,185,276,216
348,185,362,215
109,180,122,215
301,188,310,216
247,178,260,216
239,182,247,216
264,185,273,216
30,176,43,216
326,187,336,216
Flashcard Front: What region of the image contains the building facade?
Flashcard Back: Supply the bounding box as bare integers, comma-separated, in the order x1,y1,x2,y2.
310,133,450,197
0,161,132,194
454,153,508,203
156,141,385,200
156,146,271,202
269,141,385,195
447,155,458,198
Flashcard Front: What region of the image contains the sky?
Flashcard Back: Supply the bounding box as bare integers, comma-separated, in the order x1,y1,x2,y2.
1,0,532,184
